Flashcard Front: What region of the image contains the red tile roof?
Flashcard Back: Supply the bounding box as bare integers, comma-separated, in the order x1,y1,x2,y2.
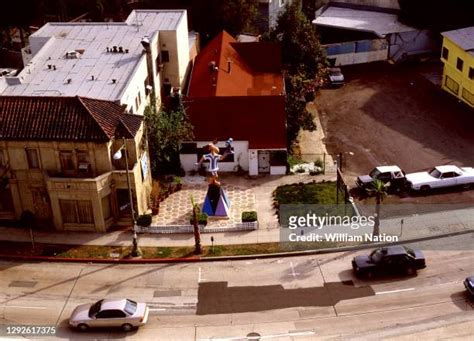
188,31,284,97
187,96,287,149
0,96,142,142
186,31,287,149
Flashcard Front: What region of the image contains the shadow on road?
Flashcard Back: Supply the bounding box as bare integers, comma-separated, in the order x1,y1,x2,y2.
196,281,375,315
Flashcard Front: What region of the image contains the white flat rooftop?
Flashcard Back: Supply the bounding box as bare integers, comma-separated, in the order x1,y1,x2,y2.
442,26,474,52
0,10,186,101
313,6,415,37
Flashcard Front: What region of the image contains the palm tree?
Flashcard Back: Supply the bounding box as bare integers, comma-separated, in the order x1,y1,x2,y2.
190,196,202,254
369,179,389,237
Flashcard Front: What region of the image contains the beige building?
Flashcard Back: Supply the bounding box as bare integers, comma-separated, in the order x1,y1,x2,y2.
0,96,152,232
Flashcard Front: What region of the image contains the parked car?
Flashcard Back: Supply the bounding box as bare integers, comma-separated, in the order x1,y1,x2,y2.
464,276,474,298
352,246,426,278
69,298,149,331
356,165,407,192
328,67,345,86
406,165,474,192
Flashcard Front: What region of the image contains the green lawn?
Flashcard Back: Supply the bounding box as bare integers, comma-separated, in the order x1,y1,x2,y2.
273,181,338,205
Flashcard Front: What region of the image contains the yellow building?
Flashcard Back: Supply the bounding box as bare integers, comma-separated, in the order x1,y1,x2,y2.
440,27,474,108
0,96,152,232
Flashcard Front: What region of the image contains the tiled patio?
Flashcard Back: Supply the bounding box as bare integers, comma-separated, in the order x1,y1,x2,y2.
152,176,256,227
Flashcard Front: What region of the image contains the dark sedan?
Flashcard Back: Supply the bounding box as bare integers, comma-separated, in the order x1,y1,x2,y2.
352,246,426,278
464,276,474,298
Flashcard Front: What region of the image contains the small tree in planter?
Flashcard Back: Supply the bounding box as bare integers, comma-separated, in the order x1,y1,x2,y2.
173,176,183,191
190,196,202,254
136,214,152,227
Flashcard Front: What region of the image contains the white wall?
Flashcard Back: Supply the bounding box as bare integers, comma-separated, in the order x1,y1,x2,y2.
248,149,258,176
389,30,437,62
330,48,388,65
159,12,190,90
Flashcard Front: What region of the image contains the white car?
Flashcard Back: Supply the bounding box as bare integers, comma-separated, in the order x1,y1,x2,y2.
406,165,474,191
328,67,344,86
69,298,149,331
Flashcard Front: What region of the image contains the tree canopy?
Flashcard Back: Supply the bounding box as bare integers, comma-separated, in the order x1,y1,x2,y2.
263,0,326,81
262,0,327,149
144,94,193,176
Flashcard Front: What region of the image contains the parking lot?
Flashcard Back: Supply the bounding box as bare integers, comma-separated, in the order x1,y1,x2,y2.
317,61,474,204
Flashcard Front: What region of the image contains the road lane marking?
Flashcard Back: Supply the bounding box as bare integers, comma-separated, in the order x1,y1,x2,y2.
202,330,315,340
376,288,415,295
198,267,206,283
6,306,47,309
290,261,300,278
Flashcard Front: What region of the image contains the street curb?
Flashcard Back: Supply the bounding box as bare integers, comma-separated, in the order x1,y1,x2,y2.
0,229,472,264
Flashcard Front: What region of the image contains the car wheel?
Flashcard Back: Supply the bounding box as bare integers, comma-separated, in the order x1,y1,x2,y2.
406,267,416,276
420,185,431,193
462,183,472,190
77,324,89,332
122,323,133,332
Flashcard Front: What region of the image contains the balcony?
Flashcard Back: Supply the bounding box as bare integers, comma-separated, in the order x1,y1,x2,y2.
44,163,139,194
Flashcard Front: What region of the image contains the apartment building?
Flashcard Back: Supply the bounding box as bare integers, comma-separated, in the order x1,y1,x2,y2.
441,26,474,108
0,96,151,232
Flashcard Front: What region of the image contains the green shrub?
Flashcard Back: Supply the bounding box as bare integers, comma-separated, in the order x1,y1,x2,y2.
136,214,152,227
314,158,324,168
242,211,258,222
287,155,305,168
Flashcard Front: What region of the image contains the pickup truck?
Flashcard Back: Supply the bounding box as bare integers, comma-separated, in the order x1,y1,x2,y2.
406,165,474,192
356,165,407,192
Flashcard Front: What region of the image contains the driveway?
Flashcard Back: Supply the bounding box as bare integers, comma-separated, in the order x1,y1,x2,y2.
317,61,474,204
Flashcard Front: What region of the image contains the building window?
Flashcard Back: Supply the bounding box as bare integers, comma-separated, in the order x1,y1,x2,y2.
59,151,74,172
445,75,459,95
77,151,91,175
59,199,94,224
469,67,474,80
160,50,169,63
462,88,474,106
441,47,449,60
26,148,39,169
456,58,464,71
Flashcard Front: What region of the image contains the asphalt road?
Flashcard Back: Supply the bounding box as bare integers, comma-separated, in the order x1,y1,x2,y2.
0,234,473,340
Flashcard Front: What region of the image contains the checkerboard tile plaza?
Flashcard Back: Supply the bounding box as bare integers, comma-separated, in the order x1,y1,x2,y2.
152,183,256,227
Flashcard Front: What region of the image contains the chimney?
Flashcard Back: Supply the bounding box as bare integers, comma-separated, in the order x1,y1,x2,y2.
227,58,232,74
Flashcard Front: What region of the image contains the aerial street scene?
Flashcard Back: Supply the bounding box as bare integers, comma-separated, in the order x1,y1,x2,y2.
0,0,473,340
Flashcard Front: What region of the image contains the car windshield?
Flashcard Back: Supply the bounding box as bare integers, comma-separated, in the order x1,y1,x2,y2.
369,168,381,179
370,249,384,263
403,246,415,257
124,299,138,315
428,168,442,178
89,299,103,318
331,69,342,76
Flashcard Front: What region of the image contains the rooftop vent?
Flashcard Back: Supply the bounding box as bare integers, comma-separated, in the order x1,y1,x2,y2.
112,46,118,53
66,78,72,84
112,79,117,84
118,46,123,53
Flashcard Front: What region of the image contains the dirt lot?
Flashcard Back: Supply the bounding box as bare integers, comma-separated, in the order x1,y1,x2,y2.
317,61,474,204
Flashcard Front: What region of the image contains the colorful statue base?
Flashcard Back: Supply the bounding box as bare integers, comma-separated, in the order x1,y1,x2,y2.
202,183,231,217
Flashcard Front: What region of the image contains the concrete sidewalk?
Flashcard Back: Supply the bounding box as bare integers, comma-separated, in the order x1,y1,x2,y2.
1,207,473,247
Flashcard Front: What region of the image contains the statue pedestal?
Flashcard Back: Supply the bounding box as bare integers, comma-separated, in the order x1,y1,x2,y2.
202,183,231,217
